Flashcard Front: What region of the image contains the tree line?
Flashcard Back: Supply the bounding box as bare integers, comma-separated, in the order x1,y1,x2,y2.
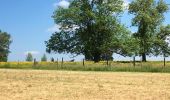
46,0,170,62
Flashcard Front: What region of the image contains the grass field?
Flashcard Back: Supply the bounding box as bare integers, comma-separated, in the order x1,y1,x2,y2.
1,61,170,73
0,69,170,100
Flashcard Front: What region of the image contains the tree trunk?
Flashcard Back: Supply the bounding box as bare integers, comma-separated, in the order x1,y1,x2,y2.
93,52,101,63
84,51,93,61
142,53,146,62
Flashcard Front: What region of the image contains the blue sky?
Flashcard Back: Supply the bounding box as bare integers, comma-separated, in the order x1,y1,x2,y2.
0,0,170,61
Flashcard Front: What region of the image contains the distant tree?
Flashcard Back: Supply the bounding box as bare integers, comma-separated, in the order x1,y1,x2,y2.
41,54,47,62
129,0,169,61
46,0,130,62
26,53,33,62
0,30,12,62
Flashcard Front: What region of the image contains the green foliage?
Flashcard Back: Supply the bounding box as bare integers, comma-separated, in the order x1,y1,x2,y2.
46,0,130,62
26,53,33,62
1,61,170,73
0,30,12,62
111,26,140,57
41,54,47,62
128,0,169,61
153,25,170,57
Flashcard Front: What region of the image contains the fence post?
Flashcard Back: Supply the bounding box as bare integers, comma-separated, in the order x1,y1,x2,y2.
33,58,37,66
61,57,63,67
140,57,142,67
106,58,109,66
51,57,54,62
83,59,85,66
57,58,58,67
133,56,136,67
164,57,166,67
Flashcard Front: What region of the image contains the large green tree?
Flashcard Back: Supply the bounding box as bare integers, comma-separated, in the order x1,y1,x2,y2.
129,0,169,61
46,0,130,62
0,30,12,62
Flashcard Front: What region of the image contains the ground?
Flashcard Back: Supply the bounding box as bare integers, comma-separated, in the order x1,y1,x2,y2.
0,69,170,100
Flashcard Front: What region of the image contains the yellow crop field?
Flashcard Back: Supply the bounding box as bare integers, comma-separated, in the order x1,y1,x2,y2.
0,69,170,100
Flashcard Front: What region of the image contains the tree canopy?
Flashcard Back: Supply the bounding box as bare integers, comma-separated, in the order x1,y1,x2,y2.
129,0,169,61
153,25,170,57
46,0,131,62
0,30,12,62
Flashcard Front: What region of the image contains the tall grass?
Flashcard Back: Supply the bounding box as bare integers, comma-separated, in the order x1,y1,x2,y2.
0,61,170,73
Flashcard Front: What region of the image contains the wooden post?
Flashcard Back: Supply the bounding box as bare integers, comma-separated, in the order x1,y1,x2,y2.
83,59,85,66
57,58,58,67
164,57,166,67
106,54,109,66
133,56,136,67
51,57,54,62
107,58,109,66
33,58,37,66
61,57,63,67
140,56,142,67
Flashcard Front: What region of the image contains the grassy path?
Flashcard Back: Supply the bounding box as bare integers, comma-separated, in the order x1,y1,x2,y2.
0,69,170,100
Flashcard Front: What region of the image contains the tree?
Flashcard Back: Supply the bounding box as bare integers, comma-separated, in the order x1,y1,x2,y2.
26,53,33,62
46,0,130,62
153,25,170,57
129,0,169,61
41,54,47,62
0,30,12,62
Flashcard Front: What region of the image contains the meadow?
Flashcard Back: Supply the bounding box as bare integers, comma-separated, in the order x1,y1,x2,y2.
1,62,170,100
0,69,170,100
1,61,170,73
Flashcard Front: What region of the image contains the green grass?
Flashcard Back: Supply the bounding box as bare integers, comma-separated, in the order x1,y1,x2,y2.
1,61,170,73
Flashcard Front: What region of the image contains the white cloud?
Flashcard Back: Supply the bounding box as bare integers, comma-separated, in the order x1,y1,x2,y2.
53,0,70,9
24,51,40,55
47,24,61,33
